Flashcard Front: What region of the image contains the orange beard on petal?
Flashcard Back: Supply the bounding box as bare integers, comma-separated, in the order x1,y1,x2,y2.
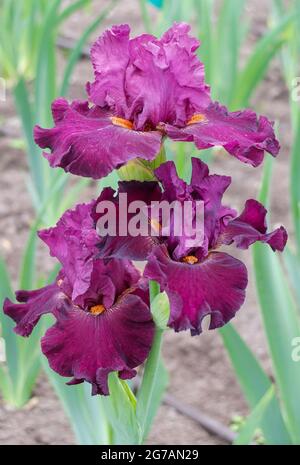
111,116,134,130
182,255,199,265
186,114,207,125
90,304,106,315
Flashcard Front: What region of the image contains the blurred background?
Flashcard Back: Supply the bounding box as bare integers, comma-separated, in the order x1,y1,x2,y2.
0,0,300,445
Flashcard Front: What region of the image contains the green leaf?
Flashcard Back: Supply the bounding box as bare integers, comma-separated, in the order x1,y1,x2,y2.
272,0,300,90
0,256,18,402
0,256,19,388
102,373,140,445
252,156,300,443
0,252,41,407
232,11,299,108
139,0,152,33
193,0,215,85
13,78,44,202
137,280,167,443
56,0,90,26
253,242,300,444
215,0,246,105
0,173,70,407
283,247,300,304
289,113,300,253
138,359,168,440
14,331,42,407
0,365,13,403
19,224,37,290
19,173,67,290
34,0,60,126
154,0,194,35
60,0,117,96
43,357,111,445
0,256,13,303
55,178,89,218
220,323,291,444
233,386,275,445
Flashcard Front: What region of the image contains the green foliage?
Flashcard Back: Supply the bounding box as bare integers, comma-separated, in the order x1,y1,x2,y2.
220,323,291,444
3,0,115,213
233,386,275,445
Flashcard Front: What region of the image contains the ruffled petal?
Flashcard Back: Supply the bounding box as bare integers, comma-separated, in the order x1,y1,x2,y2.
38,200,98,302
222,199,288,251
87,24,131,115
3,281,62,337
34,98,162,180
125,22,210,128
154,158,234,258
41,292,154,395
155,160,189,201
165,102,280,167
80,259,141,309
190,158,235,247
88,23,210,129
144,245,248,335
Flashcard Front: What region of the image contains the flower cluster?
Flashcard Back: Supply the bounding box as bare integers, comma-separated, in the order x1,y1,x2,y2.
3,23,287,395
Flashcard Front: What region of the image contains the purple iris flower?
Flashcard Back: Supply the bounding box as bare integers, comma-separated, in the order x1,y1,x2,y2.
34,23,279,180
3,202,154,395
95,158,287,335
145,159,287,334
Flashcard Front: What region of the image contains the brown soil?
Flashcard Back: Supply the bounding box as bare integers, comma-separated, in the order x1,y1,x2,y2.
0,0,293,445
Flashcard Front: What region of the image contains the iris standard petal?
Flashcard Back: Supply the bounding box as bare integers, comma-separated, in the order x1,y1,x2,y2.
79,259,141,309
125,23,210,129
222,199,288,251
87,23,210,129
154,158,234,258
87,24,131,114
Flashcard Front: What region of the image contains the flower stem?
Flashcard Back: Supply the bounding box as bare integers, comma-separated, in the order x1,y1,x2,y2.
137,280,164,443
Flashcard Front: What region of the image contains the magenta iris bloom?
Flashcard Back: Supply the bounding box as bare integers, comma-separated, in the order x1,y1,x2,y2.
4,202,154,395
95,158,287,335
34,23,279,179
145,159,287,334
